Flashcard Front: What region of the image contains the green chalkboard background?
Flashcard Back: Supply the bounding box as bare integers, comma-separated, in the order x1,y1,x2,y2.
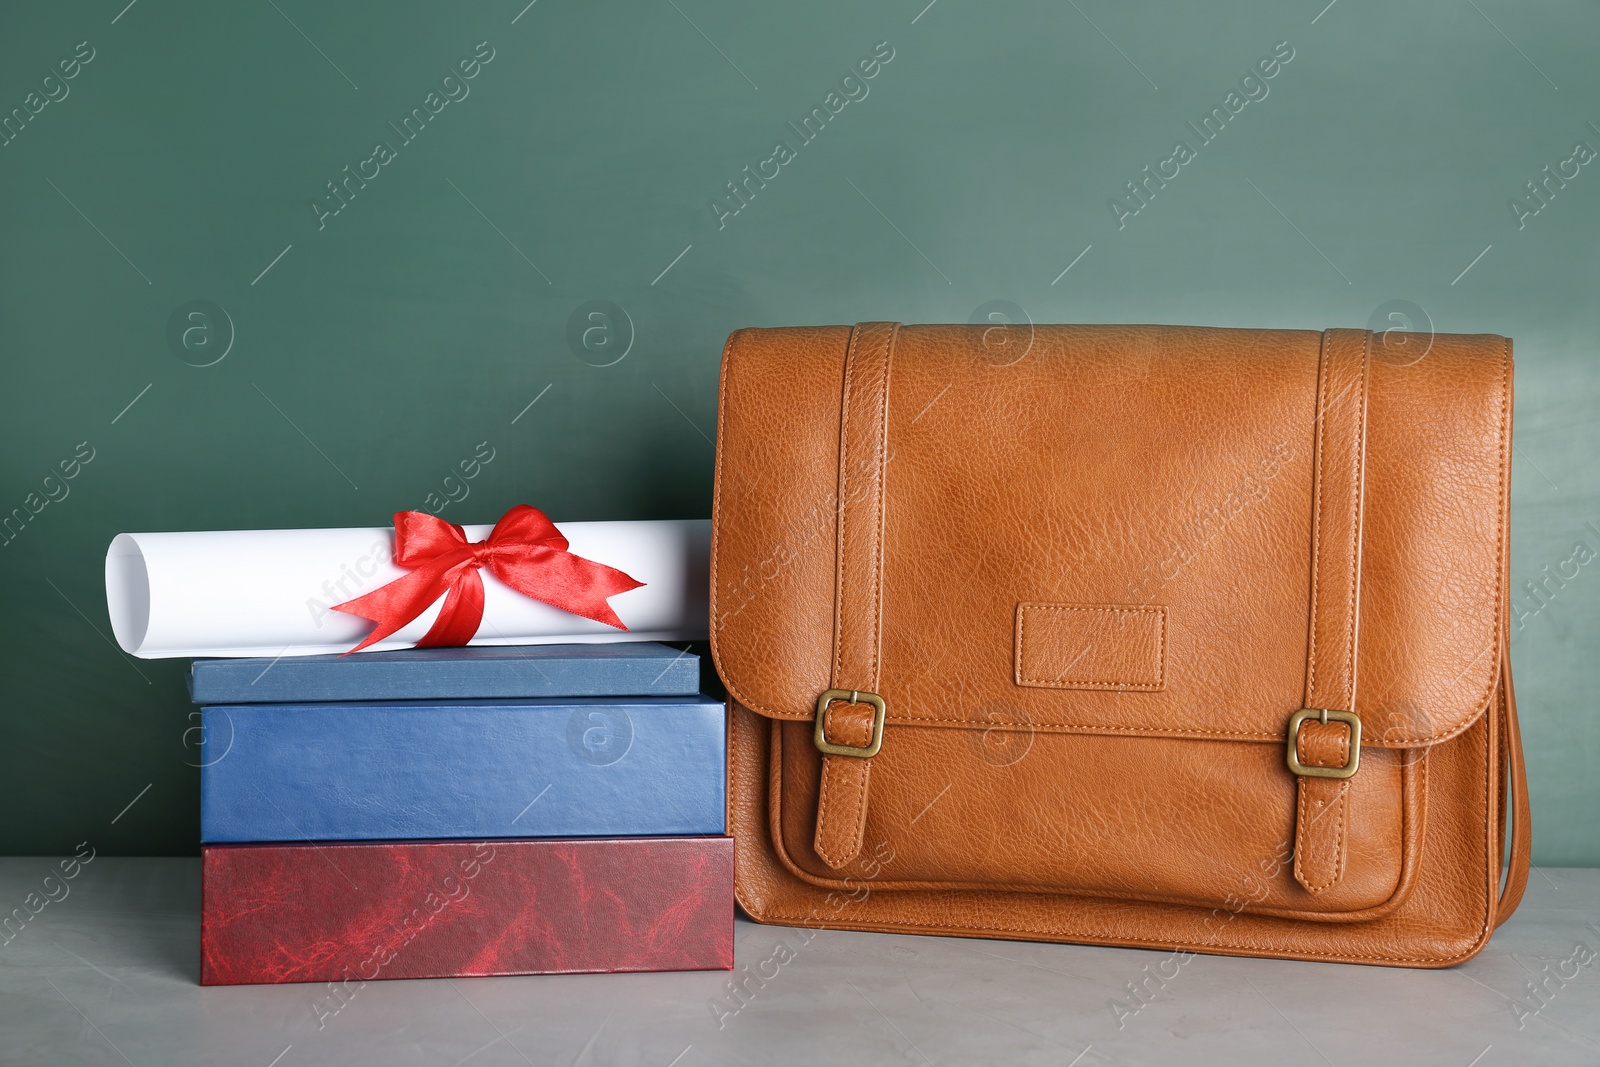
1,0,1596,861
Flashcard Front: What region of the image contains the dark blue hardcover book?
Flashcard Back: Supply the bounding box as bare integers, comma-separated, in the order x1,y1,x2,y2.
199,696,726,843
187,643,699,704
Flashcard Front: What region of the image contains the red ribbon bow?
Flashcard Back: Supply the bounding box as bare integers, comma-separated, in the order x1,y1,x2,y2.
332,505,644,654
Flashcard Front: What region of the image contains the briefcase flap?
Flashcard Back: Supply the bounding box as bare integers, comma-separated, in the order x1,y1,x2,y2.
710,324,1512,750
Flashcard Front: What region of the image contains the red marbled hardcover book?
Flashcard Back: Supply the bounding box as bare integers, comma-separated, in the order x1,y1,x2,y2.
200,837,733,986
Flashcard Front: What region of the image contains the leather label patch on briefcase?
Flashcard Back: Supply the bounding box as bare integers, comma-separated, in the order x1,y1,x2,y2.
1014,603,1167,691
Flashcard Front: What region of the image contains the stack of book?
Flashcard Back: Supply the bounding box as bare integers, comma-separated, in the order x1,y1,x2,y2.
190,643,732,986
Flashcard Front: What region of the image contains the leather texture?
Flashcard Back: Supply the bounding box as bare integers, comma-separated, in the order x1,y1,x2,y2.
200,837,734,984
199,697,726,842
711,323,1527,967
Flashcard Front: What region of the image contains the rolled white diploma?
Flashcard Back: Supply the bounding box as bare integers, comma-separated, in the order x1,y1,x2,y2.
105,519,710,659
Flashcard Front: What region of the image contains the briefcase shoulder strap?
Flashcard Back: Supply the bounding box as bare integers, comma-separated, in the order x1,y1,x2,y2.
1496,644,1530,926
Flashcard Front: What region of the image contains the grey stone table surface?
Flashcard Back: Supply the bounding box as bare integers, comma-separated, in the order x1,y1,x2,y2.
1,859,1597,1067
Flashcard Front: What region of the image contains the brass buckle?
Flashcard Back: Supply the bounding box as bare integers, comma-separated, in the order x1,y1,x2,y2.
814,689,886,758
1286,708,1361,779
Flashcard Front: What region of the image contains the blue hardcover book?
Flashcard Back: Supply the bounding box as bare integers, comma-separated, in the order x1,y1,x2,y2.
199,696,726,843
198,697,726,844
187,643,699,704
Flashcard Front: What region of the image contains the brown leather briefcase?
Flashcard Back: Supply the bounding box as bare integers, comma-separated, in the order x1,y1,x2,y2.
710,323,1529,967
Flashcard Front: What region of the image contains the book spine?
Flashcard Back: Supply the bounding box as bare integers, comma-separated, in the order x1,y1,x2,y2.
201,837,733,984
200,699,726,842
187,645,701,703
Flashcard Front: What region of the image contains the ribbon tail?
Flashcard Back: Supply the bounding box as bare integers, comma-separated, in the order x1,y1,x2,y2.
416,567,486,648
491,546,645,631
331,555,463,654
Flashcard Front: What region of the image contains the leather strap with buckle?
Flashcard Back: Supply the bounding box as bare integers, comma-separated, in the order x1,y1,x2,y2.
1287,708,1361,779
811,322,899,870
1291,328,1370,894
815,690,886,757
